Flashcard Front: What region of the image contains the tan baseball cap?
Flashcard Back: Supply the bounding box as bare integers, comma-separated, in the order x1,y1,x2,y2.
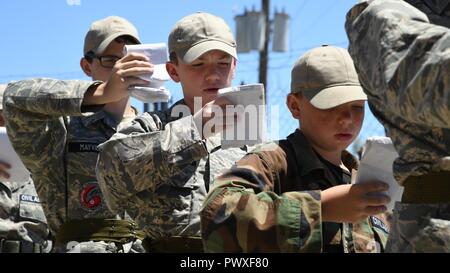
168,12,237,64
0,84,6,110
83,16,141,55
291,45,367,109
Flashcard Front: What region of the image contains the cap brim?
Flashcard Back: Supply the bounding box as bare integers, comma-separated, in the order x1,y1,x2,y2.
309,85,367,109
181,40,238,63
95,32,141,55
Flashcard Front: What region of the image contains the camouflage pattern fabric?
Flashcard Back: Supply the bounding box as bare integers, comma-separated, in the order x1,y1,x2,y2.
346,0,450,185
346,0,450,252
386,202,450,252
0,179,51,252
2,78,143,252
96,100,248,241
405,0,450,28
201,130,390,253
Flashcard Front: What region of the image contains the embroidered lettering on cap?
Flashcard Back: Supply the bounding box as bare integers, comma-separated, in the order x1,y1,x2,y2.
68,142,100,153
371,216,389,234
20,194,40,203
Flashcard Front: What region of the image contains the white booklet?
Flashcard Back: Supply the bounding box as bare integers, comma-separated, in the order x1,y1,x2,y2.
0,127,30,182
124,43,171,103
355,136,404,211
217,84,267,149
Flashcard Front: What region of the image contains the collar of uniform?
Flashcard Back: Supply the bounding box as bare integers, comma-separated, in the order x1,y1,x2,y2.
81,110,116,128
166,99,227,152
81,106,138,129
287,129,326,176
286,129,358,177
167,99,189,119
341,150,358,171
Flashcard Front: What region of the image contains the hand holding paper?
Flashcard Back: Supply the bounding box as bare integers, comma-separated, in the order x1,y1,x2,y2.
355,136,404,211
124,43,171,103
217,84,267,148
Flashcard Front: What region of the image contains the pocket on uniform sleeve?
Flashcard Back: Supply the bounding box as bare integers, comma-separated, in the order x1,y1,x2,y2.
19,194,47,224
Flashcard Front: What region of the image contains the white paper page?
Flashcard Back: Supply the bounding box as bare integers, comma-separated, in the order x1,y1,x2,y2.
129,86,171,103
123,43,170,83
217,84,267,148
0,127,30,182
124,43,172,103
356,136,404,211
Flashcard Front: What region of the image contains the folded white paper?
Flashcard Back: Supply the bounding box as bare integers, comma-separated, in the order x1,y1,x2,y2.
123,43,171,85
129,86,170,103
0,127,30,182
355,136,404,211
217,84,267,149
124,43,172,103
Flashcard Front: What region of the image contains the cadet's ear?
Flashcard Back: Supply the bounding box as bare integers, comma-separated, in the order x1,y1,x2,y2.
287,93,302,119
166,62,181,83
80,58,93,77
231,58,237,79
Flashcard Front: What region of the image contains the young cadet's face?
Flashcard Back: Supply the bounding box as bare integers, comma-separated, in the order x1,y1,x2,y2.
289,93,365,153
88,40,126,82
167,50,236,111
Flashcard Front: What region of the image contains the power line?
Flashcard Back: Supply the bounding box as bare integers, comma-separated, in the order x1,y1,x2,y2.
298,0,340,38
237,40,348,65
290,0,309,23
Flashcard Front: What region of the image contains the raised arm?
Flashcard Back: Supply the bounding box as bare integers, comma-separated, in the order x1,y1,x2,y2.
3,79,98,173
96,113,209,213
346,0,450,127
200,148,322,253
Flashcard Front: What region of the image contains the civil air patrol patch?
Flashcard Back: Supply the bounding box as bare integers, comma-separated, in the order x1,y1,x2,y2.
370,216,389,234
80,182,102,210
19,194,47,222
20,194,40,203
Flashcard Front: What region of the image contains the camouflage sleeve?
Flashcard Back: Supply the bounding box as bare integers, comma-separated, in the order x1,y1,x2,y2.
201,149,322,253
3,79,98,184
346,0,450,127
0,179,49,243
96,114,208,213
3,79,98,117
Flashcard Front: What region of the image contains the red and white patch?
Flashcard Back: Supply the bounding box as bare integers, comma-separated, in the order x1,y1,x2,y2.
80,182,102,210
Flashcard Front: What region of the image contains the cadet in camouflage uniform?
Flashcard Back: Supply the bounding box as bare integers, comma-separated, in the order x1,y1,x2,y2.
2,16,154,253
96,12,248,252
201,46,391,253
346,0,450,252
1,85,50,253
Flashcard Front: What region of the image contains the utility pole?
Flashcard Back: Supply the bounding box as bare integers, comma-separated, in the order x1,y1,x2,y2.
259,0,270,100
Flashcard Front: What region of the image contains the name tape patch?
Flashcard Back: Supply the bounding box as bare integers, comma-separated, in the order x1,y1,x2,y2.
68,142,99,153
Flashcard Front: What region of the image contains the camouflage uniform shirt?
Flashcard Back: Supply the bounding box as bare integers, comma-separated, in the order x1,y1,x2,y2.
346,0,450,184
3,79,136,249
96,100,248,240
0,178,50,252
201,130,389,253
346,0,450,252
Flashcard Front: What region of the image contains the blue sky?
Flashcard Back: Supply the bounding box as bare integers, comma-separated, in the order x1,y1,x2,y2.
0,0,385,150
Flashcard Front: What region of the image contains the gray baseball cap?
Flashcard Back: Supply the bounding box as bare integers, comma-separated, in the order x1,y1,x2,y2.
83,16,141,55
0,84,6,110
168,12,237,64
291,45,367,109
